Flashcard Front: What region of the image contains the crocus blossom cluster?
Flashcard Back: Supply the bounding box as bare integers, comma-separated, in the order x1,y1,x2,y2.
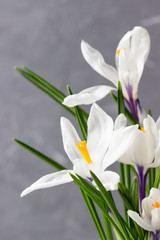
63,26,150,123
17,25,160,240
21,104,138,197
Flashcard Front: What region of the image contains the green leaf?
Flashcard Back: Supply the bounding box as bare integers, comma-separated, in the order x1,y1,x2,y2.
15,66,88,120
110,91,138,125
80,190,107,240
13,138,66,171
117,81,131,223
76,174,103,200
130,177,144,239
118,181,144,239
118,81,125,115
71,174,125,240
67,85,87,140
90,171,135,240
14,137,107,239
118,182,132,210
102,212,114,240
130,176,139,212
70,174,107,240
149,168,156,190
154,166,160,188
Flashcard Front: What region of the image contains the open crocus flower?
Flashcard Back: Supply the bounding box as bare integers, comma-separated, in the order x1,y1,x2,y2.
63,26,150,123
21,104,138,197
128,188,160,239
119,115,160,203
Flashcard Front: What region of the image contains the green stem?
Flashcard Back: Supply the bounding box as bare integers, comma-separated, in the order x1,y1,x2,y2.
102,212,113,240
149,168,155,190
154,166,160,188
90,171,134,240
80,190,107,240
125,165,131,189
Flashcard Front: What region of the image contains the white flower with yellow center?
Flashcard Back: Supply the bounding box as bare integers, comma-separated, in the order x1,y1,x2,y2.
128,188,160,238
21,104,138,197
119,115,160,203
63,26,150,123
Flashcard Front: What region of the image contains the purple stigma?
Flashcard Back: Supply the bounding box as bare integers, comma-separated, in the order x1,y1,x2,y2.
125,84,139,122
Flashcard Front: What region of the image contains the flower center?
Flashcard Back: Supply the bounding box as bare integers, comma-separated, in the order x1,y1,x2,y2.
139,127,145,133
76,141,93,165
152,202,160,208
116,48,126,56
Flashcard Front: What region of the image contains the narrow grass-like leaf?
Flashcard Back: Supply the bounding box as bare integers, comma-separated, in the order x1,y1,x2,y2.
70,174,107,240
71,174,125,240
13,138,66,171
15,66,88,120
154,166,160,188
117,81,130,222
102,212,114,240
118,182,144,239
22,66,65,99
76,174,103,200
130,177,144,239
118,182,132,210
67,85,87,140
90,171,135,240
130,176,139,212
118,81,125,115
80,190,107,240
149,168,156,190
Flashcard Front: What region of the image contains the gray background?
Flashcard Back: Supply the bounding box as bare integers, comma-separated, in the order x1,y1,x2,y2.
1,0,160,239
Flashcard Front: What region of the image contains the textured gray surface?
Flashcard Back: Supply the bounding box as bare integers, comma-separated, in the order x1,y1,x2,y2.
1,0,160,239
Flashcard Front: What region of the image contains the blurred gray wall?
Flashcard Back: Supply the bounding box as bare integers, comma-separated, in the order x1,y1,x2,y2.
1,0,160,239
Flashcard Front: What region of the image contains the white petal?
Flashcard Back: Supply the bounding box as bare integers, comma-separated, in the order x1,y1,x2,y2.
134,130,155,168
61,117,82,163
151,208,160,231
119,50,139,100
137,105,147,125
127,210,155,232
87,104,113,173
21,170,74,197
114,114,127,130
81,41,119,86
93,171,120,191
102,124,138,170
142,188,160,224
73,158,90,178
156,116,160,131
63,85,116,107
143,115,158,148
116,26,150,79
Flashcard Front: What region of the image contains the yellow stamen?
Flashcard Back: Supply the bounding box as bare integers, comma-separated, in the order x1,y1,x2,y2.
139,127,145,133
116,48,126,56
152,201,160,208
76,140,93,165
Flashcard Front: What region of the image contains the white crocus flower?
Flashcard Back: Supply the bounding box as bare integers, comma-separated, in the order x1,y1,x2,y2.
21,104,138,197
128,188,160,238
119,115,160,203
63,26,150,123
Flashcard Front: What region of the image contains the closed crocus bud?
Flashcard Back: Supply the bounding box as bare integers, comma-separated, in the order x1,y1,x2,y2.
128,188,160,239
